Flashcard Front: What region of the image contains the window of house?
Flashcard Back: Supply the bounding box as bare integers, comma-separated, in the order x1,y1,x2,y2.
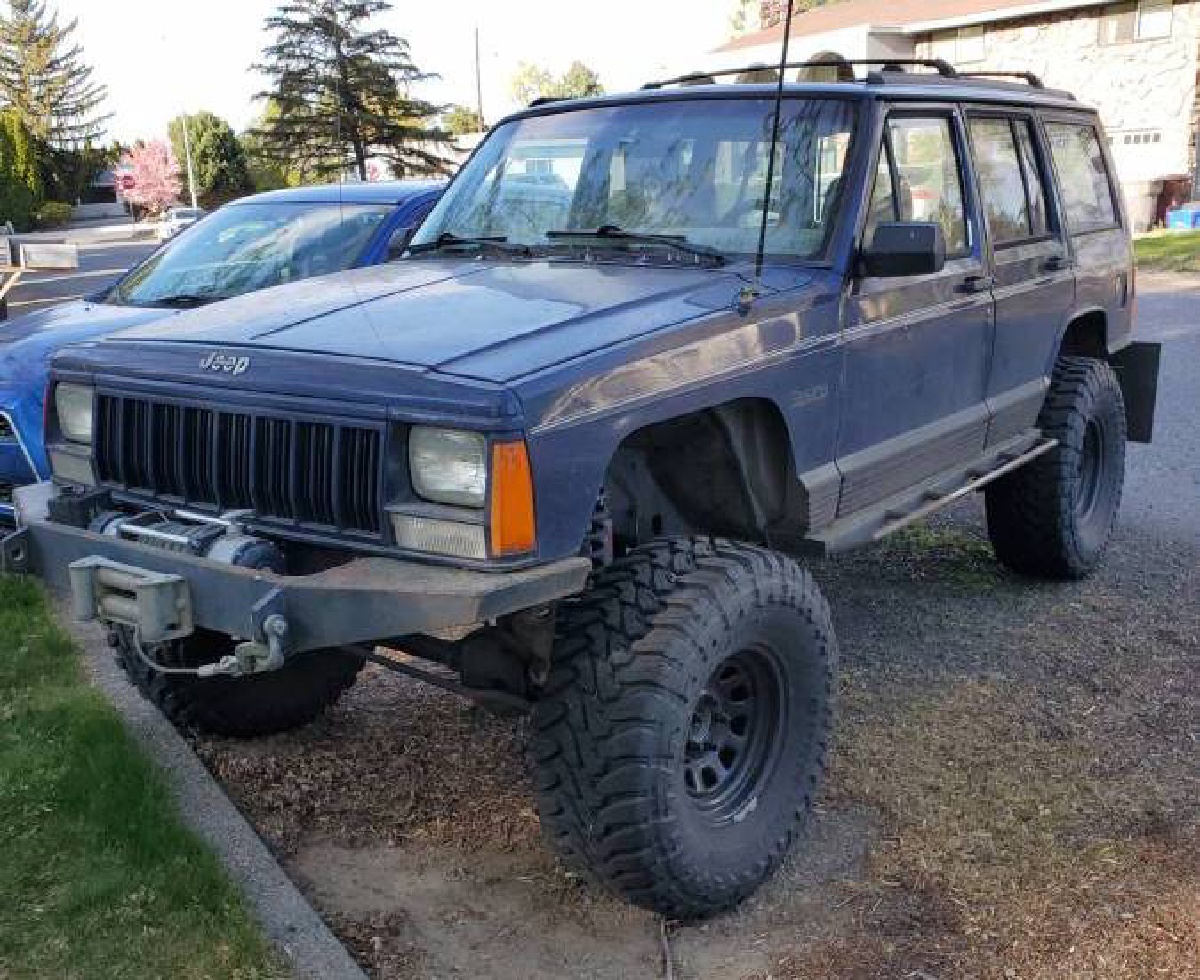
1138,0,1173,38
1045,122,1119,233
956,25,986,63
864,116,969,257
1099,0,1173,43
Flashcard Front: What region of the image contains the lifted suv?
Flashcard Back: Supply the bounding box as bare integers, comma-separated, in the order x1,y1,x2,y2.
6,60,1160,919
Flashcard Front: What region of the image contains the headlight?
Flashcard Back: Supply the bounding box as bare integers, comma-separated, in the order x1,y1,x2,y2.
409,427,487,507
55,383,94,445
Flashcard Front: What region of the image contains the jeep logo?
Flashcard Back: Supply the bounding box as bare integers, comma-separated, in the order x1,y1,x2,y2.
200,352,250,376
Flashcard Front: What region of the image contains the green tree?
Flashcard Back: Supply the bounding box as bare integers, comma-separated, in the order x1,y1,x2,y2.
0,0,109,146
0,107,42,228
251,0,451,182
241,103,305,191
169,111,254,208
729,0,755,34
444,104,484,137
511,60,603,105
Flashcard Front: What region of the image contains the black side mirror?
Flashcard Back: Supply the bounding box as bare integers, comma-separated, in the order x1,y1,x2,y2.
860,222,946,278
387,225,418,260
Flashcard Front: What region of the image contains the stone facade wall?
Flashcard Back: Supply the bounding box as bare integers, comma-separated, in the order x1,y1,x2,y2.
760,1,790,29
916,3,1200,211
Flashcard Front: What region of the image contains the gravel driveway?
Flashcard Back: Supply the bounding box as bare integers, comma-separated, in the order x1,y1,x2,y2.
195,274,1199,980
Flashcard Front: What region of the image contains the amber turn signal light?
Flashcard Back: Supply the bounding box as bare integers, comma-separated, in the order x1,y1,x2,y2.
489,440,537,557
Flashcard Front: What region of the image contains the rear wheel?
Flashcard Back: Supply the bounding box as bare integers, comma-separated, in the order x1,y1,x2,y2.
115,627,363,737
530,537,837,920
985,356,1126,579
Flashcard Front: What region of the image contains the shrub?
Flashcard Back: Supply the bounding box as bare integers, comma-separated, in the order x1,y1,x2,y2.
34,200,72,228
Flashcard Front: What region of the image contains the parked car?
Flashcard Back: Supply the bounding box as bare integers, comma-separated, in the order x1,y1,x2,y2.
0,179,445,518
7,64,1159,919
156,206,206,240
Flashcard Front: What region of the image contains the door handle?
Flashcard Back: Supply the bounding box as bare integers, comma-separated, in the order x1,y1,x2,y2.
959,274,994,294
1042,255,1070,272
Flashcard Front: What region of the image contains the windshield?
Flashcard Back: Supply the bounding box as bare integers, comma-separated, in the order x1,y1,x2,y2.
111,201,393,307
412,97,858,261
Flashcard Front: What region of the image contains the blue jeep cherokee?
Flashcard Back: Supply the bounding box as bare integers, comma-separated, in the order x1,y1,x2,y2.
6,62,1160,919
0,179,444,511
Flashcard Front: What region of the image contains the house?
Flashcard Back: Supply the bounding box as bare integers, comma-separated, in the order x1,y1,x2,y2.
712,0,1200,229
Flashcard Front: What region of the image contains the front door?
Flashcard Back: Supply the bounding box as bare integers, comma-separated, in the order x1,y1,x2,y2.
838,109,993,516
965,111,1075,444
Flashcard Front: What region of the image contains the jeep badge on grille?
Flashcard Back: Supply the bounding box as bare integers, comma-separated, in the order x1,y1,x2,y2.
200,352,250,376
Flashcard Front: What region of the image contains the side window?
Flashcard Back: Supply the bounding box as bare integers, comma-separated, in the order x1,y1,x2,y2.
968,116,1051,245
863,149,897,245
969,118,1031,244
884,116,969,256
1013,121,1049,236
1045,122,1119,233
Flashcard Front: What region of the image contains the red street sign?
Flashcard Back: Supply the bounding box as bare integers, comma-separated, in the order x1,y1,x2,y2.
119,174,135,191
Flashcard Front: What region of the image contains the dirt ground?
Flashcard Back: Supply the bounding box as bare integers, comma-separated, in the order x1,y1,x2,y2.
195,500,1199,980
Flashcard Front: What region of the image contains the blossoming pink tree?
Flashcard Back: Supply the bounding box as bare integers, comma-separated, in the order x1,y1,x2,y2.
120,141,182,215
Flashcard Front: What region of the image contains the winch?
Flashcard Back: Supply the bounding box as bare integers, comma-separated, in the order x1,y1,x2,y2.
88,509,285,573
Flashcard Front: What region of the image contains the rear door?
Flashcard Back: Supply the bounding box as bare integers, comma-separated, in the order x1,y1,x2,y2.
838,106,993,516
965,110,1075,444
1042,114,1134,351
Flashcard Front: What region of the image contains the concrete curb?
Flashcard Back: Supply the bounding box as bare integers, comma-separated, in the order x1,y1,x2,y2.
68,616,368,980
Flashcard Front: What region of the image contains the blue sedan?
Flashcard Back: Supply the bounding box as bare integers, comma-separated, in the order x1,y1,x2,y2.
0,179,444,514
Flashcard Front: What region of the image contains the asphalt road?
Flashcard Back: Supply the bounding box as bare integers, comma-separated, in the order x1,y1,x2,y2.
1121,271,1200,540
6,239,159,315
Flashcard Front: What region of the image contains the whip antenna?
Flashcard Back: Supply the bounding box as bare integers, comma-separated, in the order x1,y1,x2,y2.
754,0,796,281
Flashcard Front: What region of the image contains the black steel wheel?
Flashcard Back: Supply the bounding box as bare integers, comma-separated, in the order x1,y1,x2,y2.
985,356,1126,579
531,537,837,920
683,647,785,822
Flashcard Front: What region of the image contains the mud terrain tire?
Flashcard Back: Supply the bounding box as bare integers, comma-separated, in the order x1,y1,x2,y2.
985,356,1126,580
530,537,837,920
115,627,363,737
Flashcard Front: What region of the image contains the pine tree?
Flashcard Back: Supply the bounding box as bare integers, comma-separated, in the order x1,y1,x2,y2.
0,0,109,147
0,108,42,228
251,0,451,181
169,111,254,208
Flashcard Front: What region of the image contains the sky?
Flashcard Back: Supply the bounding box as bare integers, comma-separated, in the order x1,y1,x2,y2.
53,0,735,144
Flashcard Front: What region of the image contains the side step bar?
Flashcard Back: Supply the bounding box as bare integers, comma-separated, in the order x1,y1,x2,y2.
800,434,1057,556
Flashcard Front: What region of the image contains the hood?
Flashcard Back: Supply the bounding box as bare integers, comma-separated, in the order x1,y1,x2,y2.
107,259,758,383
0,300,178,385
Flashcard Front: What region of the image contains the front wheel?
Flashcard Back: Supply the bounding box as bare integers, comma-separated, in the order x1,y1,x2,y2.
530,537,837,920
115,627,364,737
985,356,1126,579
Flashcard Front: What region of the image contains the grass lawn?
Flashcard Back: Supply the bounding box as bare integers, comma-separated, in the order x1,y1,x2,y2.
1134,229,1200,272
0,576,283,979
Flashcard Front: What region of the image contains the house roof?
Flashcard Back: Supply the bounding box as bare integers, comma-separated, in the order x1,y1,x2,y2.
715,0,1105,51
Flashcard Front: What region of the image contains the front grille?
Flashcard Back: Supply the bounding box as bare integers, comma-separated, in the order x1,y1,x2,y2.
95,394,383,535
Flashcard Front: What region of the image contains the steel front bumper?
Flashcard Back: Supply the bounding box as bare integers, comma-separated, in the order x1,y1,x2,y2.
1,505,590,656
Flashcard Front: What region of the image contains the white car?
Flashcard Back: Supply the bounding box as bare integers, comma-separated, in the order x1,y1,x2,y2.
157,206,206,239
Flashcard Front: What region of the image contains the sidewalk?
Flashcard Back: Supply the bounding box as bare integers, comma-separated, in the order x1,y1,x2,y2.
13,219,158,247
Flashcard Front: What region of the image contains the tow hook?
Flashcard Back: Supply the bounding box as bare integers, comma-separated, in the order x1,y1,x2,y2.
197,614,290,677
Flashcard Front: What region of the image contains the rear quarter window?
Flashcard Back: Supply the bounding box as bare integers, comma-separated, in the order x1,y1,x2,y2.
1045,121,1119,234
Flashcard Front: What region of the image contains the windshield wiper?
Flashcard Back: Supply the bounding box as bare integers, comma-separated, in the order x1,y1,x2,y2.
406,231,533,258
546,225,726,265
145,293,219,308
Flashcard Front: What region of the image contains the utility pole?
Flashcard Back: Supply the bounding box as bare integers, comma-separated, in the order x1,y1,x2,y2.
181,114,198,209
474,26,485,128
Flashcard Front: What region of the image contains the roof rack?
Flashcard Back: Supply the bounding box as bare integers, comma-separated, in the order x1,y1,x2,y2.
642,59,955,89
957,70,1044,88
